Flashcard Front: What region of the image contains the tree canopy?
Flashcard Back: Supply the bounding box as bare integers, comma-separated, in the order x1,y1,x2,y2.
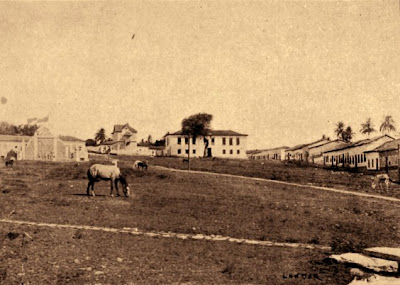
181,113,213,138
0,121,39,136
94,128,107,145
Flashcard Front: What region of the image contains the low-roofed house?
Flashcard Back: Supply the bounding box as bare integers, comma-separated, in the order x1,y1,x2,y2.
322,135,394,168
308,140,350,164
285,137,330,162
164,129,248,159
248,146,289,161
364,139,400,173
0,135,31,160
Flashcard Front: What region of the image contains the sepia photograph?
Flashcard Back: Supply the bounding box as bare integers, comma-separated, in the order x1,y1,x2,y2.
0,1,400,284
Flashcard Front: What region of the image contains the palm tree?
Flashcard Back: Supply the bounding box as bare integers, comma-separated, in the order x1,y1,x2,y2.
335,121,345,139
379,115,396,135
95,128,106,145
360,118,376,137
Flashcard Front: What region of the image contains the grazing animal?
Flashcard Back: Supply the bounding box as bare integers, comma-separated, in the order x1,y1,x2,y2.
134,160,148,170
87,164,130,197
371,174,390,191
5,159,14,168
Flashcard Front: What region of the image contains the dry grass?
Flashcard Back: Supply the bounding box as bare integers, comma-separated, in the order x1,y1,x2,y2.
0,158,399,284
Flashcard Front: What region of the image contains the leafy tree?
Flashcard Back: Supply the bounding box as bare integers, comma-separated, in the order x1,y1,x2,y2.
85,139,96,146
335,121,345,139
341,126,354,142
0,121,38,136
379,115,396,135
181,113,213,170
360,118,376,137
95,128,106,145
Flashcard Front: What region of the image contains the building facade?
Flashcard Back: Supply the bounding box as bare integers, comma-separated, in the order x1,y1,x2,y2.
164,130,248,159
0,135,31,160
322,135,394,168
248,146,288,161
285,138,330,161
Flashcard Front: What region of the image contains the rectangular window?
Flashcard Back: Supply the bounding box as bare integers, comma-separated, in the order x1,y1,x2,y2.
193,149,196,154
185,149,189,154
237,150,240,154
368,159,370,168
211,138,215,145
230,150,233,154
177,149,181,154
192,137,196,145
185,137,188,144
177,138,181,145
236,138,240,145
222,138,226,145
372,159,374,168
223,149,226,154
357,154,360,163
364,153,366,162
229,138,233,145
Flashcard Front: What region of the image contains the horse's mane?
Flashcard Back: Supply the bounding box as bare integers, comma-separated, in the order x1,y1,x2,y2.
119,175,128,186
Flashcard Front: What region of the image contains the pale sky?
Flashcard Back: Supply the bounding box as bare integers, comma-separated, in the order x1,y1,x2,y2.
0,1,399,149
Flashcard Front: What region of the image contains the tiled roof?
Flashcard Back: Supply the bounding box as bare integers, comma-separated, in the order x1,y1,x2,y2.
251,146,289,154
324,135,394,154
112,124,137,134
365,138,400,153
168,130,248,137
308,139,349,150
0,135,31,142
59,135,85,142
100,140,120,145
286,138,328,152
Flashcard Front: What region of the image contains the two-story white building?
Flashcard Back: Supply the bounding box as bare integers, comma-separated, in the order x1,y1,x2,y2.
164,130,248,159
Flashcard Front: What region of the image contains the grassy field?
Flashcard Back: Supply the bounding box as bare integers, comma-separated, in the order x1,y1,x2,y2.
1,157,400,284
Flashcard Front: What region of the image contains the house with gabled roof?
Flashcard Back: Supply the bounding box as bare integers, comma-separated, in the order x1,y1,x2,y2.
248,146,289,161
0,135,31,160
164,129,248,159
285,137,330,162
322,135,394,168
364,139,400,172
308,140,350,164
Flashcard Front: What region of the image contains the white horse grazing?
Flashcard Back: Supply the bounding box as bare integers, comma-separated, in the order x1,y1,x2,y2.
371,174,390,191
87,164,130,197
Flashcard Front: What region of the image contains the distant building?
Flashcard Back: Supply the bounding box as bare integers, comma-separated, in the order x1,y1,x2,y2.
364,139,400,171
164,130,248,159
248,146,289,161
285,138,331,161
322,135,394,168
308,140,350,164
137,141,165,157
0,135,31,160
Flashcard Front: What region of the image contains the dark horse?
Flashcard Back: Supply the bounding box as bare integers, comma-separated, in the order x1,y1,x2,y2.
5,159,14,168
87,164,130,197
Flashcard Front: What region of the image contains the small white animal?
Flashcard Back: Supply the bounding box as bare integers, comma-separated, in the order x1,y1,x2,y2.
371,174,390,191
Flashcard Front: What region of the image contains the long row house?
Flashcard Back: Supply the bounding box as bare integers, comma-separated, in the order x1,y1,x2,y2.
248,134,400,173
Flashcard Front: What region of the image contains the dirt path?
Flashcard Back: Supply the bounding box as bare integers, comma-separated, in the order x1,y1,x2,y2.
0,218,331,251
153,166,400,203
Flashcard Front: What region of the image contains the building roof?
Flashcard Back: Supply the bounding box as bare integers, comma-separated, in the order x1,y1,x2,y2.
100,140,120,145
324,135,395,154
168,130,248,137
112,124,137,134
250,146,289,155
365,138,400,153
0,135,31,142
286,138,328,152
308,139,349,150
58,135,85,142
137,142,152,147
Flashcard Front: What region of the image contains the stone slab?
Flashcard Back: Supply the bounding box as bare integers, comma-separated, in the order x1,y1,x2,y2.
330,253,398,273
348,275,400,285
364,247,400,262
